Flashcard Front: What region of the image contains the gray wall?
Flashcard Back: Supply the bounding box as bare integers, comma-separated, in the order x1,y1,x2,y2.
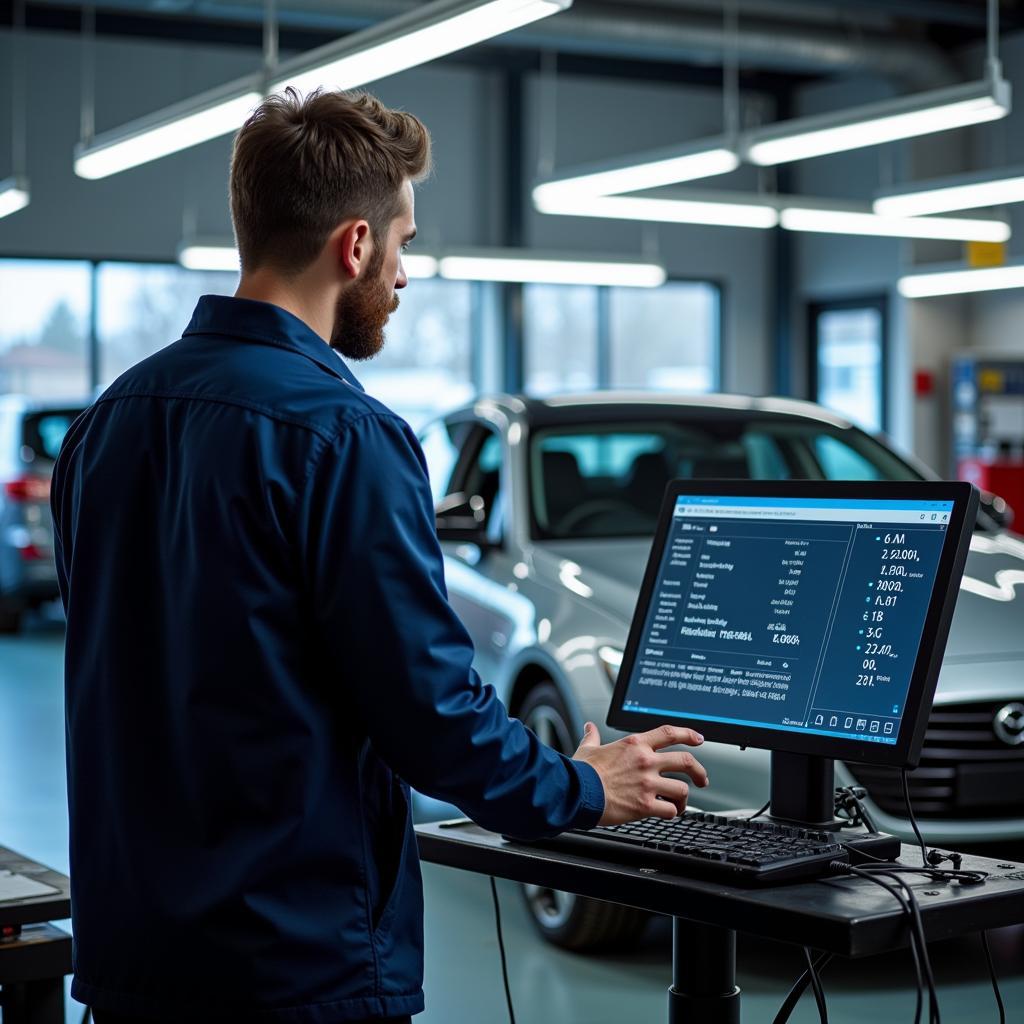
0,28,776,396
0,31,497,259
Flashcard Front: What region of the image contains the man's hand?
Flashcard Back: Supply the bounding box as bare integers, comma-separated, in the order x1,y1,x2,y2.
573,723,708,826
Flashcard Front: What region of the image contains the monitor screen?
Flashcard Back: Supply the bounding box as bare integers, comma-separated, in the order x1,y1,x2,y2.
607,482,978,767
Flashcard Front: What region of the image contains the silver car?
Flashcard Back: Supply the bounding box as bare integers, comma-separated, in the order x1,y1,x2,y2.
418,393,1024,949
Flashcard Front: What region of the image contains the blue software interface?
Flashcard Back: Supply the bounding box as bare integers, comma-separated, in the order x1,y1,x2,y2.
620,496,955,745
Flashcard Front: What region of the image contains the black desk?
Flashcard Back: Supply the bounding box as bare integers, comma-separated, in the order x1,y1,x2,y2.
416,820,1024,1024
0,845,73,1024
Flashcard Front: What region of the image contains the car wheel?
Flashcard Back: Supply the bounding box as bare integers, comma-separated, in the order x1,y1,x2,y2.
517,681,650,951
0,605,22,635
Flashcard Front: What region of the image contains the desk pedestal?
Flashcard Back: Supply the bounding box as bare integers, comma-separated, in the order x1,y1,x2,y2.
670,919,740,1024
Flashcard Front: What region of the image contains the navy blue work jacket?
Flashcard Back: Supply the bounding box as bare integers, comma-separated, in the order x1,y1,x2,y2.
51,295,604,1022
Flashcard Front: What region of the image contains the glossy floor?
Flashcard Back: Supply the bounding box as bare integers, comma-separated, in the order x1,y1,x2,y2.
1,617,1021,1024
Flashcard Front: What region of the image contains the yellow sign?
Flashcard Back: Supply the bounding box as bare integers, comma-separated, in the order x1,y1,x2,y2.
979,369,1005,393
967,241,1007,267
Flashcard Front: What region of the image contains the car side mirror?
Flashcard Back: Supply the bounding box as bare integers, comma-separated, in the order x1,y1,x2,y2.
435,491,494,546
979,489,1015,531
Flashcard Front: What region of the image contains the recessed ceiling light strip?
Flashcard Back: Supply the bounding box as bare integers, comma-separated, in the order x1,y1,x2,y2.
533,188,779,229
874,166,1024,217
899,262,1024,298
780,205,1010,243
744,78,1011,166
438,249,666,287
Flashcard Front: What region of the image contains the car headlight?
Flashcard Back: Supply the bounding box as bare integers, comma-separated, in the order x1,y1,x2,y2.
597,645,623,685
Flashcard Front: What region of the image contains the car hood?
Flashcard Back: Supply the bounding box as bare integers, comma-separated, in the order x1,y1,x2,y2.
535,530,1024,665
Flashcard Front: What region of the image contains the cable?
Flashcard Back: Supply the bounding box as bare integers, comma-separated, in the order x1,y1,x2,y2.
745,799,771,822
803,946,828,1024
489,875,516,1024
980,931,1006,1024
900,768,929,867
771,950,833,1024
849,864,940,1023
834,864,925,1024
833,785,878,833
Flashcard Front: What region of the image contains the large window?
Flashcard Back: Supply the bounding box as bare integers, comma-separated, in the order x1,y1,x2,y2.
0,260,483,429
523,284,599,395
810,297,887,433
356,278,476,430
97,263,237,385
609,281,719,391
0,259,92,399
524,280,720,396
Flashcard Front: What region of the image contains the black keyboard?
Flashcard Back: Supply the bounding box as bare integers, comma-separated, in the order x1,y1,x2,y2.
536,810,850,885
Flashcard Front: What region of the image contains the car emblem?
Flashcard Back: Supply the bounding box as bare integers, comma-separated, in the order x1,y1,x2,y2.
993,702,1024,746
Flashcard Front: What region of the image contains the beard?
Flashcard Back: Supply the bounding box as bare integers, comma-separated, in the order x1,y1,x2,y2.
329,247,400,361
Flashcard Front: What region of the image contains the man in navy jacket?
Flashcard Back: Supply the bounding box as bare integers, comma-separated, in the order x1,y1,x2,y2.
51,88,707,1024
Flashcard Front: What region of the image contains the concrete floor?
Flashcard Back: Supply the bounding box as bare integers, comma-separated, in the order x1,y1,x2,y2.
1,615,1022,1024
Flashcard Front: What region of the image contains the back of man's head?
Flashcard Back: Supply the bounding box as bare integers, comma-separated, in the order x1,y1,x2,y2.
230,88,432,278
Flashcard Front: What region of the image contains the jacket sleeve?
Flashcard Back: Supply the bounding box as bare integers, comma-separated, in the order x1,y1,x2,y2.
297,411,604,838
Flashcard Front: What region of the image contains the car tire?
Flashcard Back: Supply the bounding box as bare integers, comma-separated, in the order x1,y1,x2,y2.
0,605,22,635
517,681,650,951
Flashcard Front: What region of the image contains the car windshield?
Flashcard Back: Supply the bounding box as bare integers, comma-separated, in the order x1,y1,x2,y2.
530,418,921,540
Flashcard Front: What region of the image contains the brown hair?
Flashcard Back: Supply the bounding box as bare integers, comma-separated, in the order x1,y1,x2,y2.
229,88,432,275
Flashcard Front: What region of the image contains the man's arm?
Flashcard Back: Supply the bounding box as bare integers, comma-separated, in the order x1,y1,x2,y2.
298,411,706,836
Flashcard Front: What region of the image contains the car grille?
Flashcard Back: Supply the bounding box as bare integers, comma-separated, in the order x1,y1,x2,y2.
848,701,1024,820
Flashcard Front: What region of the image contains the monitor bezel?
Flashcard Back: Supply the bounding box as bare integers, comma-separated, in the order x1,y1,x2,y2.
606,479,979,769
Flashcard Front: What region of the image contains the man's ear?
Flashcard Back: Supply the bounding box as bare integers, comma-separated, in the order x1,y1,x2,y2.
333,219,373,280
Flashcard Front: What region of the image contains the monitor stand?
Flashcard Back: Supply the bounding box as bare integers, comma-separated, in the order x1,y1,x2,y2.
765,750,901,860
769,750,842,829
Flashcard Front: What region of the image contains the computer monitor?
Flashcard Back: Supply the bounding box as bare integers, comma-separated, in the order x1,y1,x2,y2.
607,481,978,827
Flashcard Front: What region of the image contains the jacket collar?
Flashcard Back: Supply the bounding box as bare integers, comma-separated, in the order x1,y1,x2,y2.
183,294,365,392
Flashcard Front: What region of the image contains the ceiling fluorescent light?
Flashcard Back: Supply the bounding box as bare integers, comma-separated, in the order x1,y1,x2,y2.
401,254,441,278
178,243,439,279
746,76,1011,166
874,166,1024,217
533,138,739,203
0,177,29,219
438,249,666,287
780,203,1010,242
274,0,572,95
178,242,241,273
899,262,1024,298
533,188,779,229
75,79,263,180
75,1,571,180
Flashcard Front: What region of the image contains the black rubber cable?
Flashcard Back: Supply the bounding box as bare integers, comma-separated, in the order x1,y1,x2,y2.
771,950,834,1024
980,931,1006,1024
490,875,517,1024
839,865,925,1024
858,866,940,1024
900,768,930,867
803,946,828,1024
745,799,771,822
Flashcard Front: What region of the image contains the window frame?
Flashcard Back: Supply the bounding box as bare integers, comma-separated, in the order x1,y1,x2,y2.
808,294,888,434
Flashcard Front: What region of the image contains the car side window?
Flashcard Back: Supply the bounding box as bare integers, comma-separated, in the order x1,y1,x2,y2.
457,429,504,541
419,418,465,503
